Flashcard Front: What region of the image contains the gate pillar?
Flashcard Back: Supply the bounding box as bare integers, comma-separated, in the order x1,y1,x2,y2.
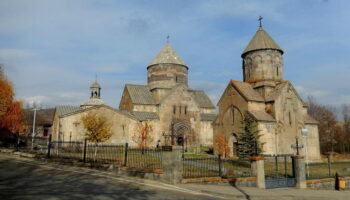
293,155,307,189
250,156,265,189
162,146,183,184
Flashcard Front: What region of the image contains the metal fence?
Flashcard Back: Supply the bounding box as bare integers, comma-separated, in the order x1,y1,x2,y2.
182,156,251,179
306,161,350,180
126,147,162,169
264,155,294,179
16,136,48,153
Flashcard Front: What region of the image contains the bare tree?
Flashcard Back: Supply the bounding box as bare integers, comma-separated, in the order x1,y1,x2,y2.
307,96,337,154
342,104,350,153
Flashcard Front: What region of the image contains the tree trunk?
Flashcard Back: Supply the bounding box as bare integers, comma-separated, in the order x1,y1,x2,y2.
94,144,98,162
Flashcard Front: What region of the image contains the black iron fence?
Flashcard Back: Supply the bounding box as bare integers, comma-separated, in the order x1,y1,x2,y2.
3,135,163,170
126,147,162,169
182,155,251,179
263,155,294,179
263,154,296,189
306,161,350,180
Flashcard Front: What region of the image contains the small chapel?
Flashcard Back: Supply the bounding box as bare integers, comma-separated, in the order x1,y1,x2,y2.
213,23,321,161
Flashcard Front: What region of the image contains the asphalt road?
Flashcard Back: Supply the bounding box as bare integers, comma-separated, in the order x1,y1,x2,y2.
0,154,222,200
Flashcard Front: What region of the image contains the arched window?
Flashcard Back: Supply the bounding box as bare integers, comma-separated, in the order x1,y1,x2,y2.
232,133,238,157
231,108,235,124
289,111,292,126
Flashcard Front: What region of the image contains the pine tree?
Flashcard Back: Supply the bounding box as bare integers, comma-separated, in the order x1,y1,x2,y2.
237,112,264,159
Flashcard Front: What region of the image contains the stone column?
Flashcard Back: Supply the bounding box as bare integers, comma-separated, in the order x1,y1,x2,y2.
250,156,265,189
161,146,183,184
293,155,307,189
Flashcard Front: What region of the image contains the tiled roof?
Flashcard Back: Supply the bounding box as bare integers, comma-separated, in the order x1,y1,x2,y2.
56,106,82,117
132,111,159,121
148,43,186,67
248,110,276,122
125,84,156,105
58,104,139,121
231,80,264,102
304,114,319,124
189,90,215,109
24,108,56,126
200,113,217,121
242,27,283,57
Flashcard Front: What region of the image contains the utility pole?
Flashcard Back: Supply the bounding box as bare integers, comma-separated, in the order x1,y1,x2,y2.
31,108,39,150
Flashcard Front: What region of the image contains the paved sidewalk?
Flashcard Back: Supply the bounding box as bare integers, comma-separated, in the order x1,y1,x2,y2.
178,183,350,200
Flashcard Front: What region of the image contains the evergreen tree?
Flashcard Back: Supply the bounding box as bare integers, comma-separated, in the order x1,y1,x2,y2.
237,112,264,159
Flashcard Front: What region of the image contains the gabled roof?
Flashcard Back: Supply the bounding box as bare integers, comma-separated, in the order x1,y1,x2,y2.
148,43,187,67
56,106,82,117
189,90,216,109
59,104,139,121
132,111,159,121
230,80,265,102
265,82,288,102
125,84,156,105
242,27,283,57
200,113,217,121
265,81,306,106
24,108,56,126
248,110,275,122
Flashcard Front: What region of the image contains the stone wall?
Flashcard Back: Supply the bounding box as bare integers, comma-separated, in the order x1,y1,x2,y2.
57,106,140,146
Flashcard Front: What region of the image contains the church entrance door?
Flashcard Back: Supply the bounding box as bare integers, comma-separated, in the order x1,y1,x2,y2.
172,122,191,151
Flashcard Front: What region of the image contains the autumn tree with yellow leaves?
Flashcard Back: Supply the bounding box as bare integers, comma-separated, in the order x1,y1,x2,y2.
214,133,230,158
81,112,112,160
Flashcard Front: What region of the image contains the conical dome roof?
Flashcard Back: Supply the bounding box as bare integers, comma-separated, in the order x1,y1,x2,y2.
90,80,100,88
242,27,283,57
148,43,187,68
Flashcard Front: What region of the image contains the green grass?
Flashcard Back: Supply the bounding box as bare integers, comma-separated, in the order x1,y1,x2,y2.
306,162,350,180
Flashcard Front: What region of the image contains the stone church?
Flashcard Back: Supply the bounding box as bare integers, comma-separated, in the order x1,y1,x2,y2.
213,25,321,161
52,42,216,151
119,42,216,151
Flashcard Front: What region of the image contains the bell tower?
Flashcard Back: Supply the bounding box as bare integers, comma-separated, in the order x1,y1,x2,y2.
241,20,284,84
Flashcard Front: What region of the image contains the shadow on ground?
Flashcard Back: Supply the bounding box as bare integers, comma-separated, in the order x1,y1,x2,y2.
0,157,158,200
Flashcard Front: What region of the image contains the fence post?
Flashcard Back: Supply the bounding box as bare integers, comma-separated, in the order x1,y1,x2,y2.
250,156,265,189
47,134,52,158
162,146,183,184
83,139,87,162
124,143,128,166
218,154,222,177
327,155,332,177
292,155,307,189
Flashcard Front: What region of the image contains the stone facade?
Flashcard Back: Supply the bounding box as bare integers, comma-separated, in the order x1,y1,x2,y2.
214,26,321,161
119,43,216,151
52,105,141,145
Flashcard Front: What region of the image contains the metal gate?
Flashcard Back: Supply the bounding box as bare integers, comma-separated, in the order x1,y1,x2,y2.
264,155,296,189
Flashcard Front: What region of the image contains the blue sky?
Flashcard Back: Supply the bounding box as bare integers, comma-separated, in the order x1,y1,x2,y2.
1,0,349,108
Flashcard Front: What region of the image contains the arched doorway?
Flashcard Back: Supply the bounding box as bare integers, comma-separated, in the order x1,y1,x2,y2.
231,133,238,157
172,122,191,151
